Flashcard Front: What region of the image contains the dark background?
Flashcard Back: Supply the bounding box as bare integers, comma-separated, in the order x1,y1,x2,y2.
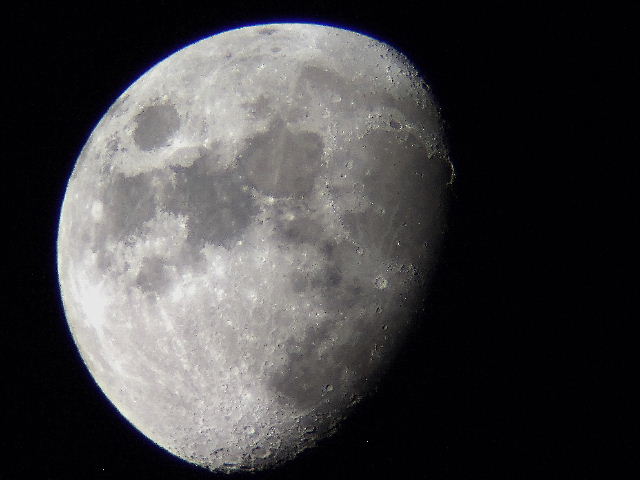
6,2,634,479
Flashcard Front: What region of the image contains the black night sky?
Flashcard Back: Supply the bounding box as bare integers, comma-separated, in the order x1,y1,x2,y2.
6,2,633,479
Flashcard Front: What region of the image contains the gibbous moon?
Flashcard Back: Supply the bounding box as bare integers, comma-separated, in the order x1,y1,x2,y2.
57,23,452,472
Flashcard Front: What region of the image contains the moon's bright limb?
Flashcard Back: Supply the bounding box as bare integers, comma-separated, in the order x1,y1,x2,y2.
57,23,452,472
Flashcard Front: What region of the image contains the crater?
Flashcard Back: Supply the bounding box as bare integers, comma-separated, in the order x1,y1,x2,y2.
133,104,180,151
238,119,324,198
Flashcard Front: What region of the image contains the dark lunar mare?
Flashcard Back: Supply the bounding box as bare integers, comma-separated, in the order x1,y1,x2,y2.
133,104,181,152
164,156,258,251
92,171,164,271
264,127,448,418
239,118,324,199
94,151,259,289
93,115,445,420
338,129,448,265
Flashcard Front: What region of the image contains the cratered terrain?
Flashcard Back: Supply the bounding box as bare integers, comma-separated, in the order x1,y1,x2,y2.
57,23,452,472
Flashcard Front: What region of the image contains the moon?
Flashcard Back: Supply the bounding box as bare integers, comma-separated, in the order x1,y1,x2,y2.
57,23,452,472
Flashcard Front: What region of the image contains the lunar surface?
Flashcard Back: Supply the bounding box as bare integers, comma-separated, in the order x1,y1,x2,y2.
57,23,452,472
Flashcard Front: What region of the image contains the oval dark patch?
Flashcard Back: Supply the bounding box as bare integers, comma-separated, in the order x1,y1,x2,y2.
258,27,277,36
133,104,180,151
